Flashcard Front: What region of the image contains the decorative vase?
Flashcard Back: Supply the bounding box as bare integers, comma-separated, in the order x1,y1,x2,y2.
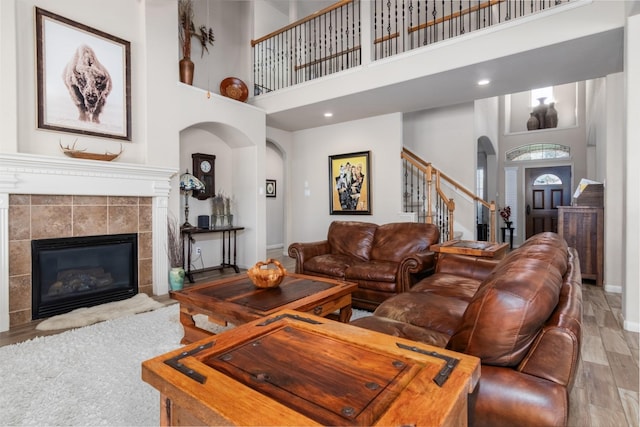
168,267,185,291
545,102,558,128
526,113,539,131
179,58,194,85
227,214,233,227
504,221,513,229
532,97,547,129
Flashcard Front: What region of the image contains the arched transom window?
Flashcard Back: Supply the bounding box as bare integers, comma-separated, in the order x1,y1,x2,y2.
534,173,563,185
506,143,570,161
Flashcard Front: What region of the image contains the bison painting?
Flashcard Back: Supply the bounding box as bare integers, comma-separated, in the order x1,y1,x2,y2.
63,45,112,124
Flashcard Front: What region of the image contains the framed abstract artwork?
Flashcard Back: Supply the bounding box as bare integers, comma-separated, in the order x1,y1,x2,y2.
266,179,276,197
35,7,132,140
329,151,371,215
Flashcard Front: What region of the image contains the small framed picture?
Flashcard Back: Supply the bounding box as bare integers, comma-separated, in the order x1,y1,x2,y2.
266,179,276,197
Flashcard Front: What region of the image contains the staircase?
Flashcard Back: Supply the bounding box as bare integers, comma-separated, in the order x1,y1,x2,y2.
401,148,497,242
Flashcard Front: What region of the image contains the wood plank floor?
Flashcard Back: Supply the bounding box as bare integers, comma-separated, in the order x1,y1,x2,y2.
1,249,638,426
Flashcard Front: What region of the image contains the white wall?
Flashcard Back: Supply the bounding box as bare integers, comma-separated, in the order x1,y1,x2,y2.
189,0,253,95
624,13,640,332
403,103,477,239
284,113,404,243
601,73,624,293
266,141,284,248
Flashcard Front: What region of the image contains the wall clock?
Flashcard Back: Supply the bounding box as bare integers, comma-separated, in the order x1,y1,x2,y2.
192,153,216,200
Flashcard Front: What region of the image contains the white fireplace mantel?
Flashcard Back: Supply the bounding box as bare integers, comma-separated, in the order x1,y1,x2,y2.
0,153,177,332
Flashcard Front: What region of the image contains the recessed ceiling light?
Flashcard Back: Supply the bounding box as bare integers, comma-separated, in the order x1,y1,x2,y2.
477,79,490,86
324,112,333,118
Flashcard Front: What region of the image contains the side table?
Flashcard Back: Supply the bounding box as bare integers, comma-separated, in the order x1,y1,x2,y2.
181,226,244,283
501,226,514,249
431,239,509,260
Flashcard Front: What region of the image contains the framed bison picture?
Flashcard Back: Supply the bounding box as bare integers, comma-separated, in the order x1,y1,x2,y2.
35,8,131,141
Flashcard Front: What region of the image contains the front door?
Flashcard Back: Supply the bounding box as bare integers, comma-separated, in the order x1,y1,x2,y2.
525,166,571,238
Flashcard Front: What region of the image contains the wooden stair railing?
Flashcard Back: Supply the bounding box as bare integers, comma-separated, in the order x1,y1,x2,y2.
402,147,497,242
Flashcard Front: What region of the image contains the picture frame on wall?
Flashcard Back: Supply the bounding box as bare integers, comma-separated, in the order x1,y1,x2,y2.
35,7,132,141
266,179,276,197
329,151,371,215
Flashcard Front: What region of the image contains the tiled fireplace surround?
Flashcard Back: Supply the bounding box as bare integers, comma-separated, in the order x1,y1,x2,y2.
0,153,176,332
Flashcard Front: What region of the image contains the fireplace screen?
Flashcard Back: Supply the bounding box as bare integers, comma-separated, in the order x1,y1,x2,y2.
32,233,138,319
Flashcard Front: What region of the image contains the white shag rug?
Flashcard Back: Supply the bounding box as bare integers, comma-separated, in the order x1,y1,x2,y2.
36,293,165,331
0,304,372,426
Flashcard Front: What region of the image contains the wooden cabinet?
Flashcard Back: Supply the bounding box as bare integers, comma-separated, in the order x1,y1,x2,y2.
558,206,604,286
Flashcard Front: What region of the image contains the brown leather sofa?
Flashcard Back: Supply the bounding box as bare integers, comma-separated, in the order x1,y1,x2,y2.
288,221,440,310
351,232,583,426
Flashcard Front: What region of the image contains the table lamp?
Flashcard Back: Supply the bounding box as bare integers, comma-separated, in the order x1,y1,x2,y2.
179,169,205,228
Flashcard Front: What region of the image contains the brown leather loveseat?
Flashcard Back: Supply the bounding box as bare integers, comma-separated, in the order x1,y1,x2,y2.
288,221,440,310
351,232,583,426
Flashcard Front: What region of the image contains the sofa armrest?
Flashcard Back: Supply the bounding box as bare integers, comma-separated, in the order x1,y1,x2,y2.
288,241,331,274
398,251,437,292
435,254,499,281
470,365,568,427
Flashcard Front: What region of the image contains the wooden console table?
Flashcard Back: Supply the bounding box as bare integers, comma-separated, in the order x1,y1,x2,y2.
181,226,244,283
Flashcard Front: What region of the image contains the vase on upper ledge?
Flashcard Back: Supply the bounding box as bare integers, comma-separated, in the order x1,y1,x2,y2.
532,97,547,129
179,57,194,85
545,102,558,128
527,113,539,131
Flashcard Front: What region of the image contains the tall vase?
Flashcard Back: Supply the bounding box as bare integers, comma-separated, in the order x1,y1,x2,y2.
168,267,185,291
532,97,547,129
179,58,194,85
545,102,558,128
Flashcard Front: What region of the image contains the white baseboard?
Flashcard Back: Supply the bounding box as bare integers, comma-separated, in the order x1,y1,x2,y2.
266,244,284,250
623,320,640,333
604,284,622,294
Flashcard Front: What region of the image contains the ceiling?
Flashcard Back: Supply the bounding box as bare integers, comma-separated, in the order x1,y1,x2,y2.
253,28,624,132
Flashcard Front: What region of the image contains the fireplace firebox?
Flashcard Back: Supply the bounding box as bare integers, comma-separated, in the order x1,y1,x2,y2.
31,233,138,319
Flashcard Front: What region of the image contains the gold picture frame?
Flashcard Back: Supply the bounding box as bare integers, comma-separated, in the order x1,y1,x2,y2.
329,151,371,215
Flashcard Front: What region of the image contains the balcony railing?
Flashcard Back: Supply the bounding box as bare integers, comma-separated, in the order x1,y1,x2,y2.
252,0,571,94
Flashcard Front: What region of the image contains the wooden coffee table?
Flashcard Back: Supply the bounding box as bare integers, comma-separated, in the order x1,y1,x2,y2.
170,273,357,344
142,309,481,426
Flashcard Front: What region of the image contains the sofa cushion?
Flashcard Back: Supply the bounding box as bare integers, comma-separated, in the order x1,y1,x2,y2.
370,222,439,262
374,291,469,337
345,260,398,284
303,254,353,278
351,315,451,348
327,221,377,261
448,257,564,367
411,273,482,302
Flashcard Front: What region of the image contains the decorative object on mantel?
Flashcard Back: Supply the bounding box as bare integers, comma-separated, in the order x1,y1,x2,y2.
178,0,215,85
179,170,205,228
59,140,123,161
220,77,248,102
247,258,286,288
528,97,558,130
